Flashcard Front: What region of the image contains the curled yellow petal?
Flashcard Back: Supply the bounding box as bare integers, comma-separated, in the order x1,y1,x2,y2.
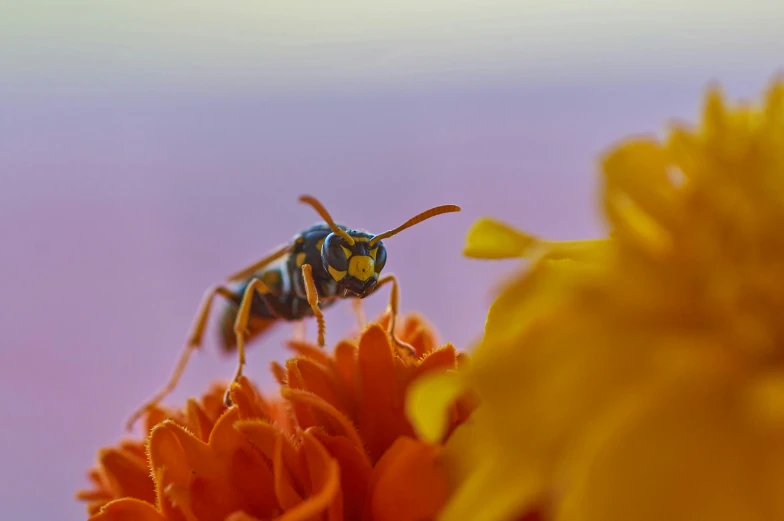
406,371,464,444
463,217,540,259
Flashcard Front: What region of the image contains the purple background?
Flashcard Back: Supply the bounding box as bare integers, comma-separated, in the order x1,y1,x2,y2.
2,7,783,518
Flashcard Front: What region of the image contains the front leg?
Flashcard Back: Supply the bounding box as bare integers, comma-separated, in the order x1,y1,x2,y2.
301,264,327,348
374,273,416,356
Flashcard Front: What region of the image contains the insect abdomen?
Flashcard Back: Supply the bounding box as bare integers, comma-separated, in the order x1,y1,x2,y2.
218,302,278,352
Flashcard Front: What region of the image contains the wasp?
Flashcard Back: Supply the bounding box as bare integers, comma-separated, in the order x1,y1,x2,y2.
126,194,461,430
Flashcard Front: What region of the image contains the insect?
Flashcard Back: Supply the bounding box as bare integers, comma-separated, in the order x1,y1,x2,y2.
125,194,461,430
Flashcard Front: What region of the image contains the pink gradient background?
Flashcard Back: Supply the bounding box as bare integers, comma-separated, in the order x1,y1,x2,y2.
2,12,783,519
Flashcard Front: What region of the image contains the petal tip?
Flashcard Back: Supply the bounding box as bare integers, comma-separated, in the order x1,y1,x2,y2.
406,372,465,444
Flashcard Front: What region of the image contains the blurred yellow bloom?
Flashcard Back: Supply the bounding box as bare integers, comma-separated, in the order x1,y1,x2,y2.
408,79,784,521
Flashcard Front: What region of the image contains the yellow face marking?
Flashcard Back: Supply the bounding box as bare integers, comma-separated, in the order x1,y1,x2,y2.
316,238,325,251
328,266,346,281
341,245,352,259
369,247,378,260
353,237,370,242
296,252,307,267
348,255,375,282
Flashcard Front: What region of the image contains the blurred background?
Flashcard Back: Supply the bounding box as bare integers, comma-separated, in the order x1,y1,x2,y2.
1,1,782,519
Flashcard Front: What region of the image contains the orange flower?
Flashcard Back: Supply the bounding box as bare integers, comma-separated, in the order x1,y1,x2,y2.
77,312,473,521
76,382,230,516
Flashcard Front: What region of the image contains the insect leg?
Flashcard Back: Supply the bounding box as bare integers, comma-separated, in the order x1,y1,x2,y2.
374,274,416,356
351,297,367,331
125,284,237,431
225,243,292,283
301,264,327,348
231,278,274,385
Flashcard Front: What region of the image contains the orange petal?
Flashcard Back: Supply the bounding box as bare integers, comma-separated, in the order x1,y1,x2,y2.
189,474,247,521
400,312,428,338
312,430,373,521
267,399,296,433
283,388,367,458
275,460,340,521
200,385,230,420
272,433,306,510
87,500,110,516
286,339,332,366
408,325,437,358
228,442,280,515
98,447,156,504
401,313,438,355
168,410,266,519
88,467,107,487
119,441,148,460
143,405,178,434
271,361,288,386
415,345,457,379
186,398,215,441
286,361,318,429
88,498,166,521
374,310,392,332
226,512,265,521
209,407,253,458
357,324,414,462
395,356,418,392
364,437,448,521
295,357,349,415
162,421,248,520
333,340,358,406
236,419,307,505
295,429,343,521
147,421,191,517
230,380,270,421
164,421,221,476
76,489,113,503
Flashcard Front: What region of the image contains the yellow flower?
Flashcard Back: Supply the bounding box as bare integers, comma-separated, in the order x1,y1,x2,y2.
78,312,474,521
409,79,784,521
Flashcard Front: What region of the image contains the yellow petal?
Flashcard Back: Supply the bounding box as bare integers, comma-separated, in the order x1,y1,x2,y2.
601,141,677,259
463,217,540,259
438,455,542,521
479,254,602,348
405,371,464,444
557,372,784,521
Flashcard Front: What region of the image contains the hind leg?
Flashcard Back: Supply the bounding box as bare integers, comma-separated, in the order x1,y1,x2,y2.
125,285,237,431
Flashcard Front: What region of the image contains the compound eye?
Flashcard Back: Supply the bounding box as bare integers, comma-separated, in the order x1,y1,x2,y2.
371,242,387,273
323,233,349,271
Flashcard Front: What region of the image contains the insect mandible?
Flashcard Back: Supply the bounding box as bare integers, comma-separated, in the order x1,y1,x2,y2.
126,194,461,430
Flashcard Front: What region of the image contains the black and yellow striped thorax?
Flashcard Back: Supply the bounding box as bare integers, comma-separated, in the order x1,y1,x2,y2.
235,223,375,323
